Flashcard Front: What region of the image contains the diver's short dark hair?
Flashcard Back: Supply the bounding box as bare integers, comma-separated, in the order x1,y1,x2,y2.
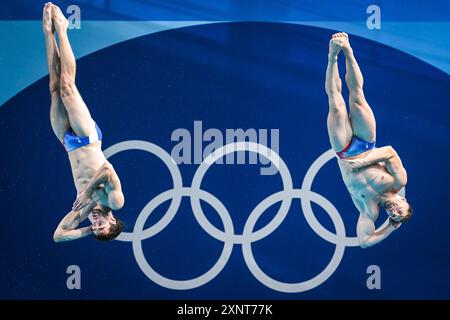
94,217,124,242
401,204,413,223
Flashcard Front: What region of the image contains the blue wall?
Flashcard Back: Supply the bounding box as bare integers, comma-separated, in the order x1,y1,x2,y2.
1,1,450,299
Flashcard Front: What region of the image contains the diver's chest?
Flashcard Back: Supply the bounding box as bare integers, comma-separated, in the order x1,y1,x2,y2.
93,186,109,204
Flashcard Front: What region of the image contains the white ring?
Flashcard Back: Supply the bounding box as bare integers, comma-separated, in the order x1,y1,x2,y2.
190,141,293,243
103,140,183,242
132,188,234,290
242,189,346,293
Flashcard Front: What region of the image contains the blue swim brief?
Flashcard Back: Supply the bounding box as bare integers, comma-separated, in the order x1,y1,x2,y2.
63,123,102,152
336,136,375,159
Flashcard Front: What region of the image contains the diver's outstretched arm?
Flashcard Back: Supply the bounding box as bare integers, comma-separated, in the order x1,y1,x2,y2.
53,201,95,242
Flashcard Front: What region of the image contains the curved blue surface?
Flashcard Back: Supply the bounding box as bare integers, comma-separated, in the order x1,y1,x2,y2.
1,20,449,107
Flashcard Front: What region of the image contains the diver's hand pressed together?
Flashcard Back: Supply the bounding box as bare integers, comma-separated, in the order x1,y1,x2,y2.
346,158,366,171
72,188,94,211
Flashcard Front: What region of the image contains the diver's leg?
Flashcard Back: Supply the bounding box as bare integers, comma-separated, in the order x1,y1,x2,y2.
341,33,376,142
52,4,95,136
325,33,353,152
44,3,69,141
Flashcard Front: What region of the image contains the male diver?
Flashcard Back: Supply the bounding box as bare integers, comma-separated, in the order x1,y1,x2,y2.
325,32,412,248
43,3,124,242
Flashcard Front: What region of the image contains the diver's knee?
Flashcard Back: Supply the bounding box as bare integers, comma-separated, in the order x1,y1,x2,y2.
49,79,59,94
349,91,367,109
60,74,76,97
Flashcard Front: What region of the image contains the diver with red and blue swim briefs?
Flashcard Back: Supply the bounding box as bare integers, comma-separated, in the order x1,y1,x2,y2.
43,2,124,243
325,32,412,248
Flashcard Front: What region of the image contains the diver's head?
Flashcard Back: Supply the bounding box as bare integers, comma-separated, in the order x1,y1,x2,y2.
383,194,412,223
90,205,123,241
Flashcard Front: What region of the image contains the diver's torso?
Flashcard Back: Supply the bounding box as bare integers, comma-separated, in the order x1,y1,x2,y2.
338,151,395,216
67,141,109,205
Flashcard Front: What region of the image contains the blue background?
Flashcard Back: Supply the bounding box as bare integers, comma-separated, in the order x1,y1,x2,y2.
2,0,449,21
1,1,449,299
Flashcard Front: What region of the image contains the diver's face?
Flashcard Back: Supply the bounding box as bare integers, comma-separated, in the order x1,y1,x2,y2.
384,195,409,222
91,205,116,237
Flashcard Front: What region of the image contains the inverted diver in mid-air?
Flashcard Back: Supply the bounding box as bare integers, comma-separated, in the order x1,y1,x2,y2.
325,32,412,248
43,2,124,242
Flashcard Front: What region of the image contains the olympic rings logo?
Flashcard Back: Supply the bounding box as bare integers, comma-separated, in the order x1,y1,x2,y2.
103,140,392,293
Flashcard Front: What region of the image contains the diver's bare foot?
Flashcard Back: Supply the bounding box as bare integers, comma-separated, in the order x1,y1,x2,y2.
51,4,69,34
329,32,351,59
42,3,54,34
336,32,352,55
